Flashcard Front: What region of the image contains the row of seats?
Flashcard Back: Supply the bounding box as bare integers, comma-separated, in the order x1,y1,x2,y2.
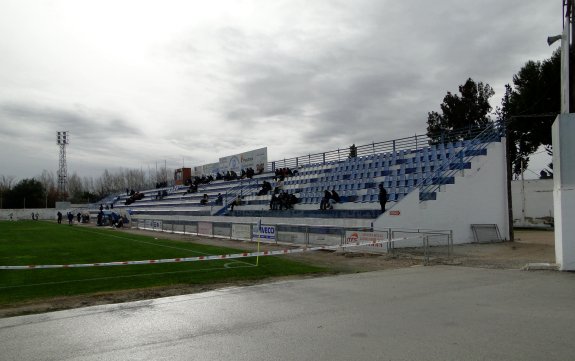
109,138,488,210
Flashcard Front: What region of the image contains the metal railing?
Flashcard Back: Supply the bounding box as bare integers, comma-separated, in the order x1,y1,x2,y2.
418,122,503,201
384,228,453,265
268,134,430,171
267,124,500,172
131,217,453,264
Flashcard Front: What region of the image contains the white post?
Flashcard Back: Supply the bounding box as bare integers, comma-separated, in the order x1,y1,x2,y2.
553,114,575,270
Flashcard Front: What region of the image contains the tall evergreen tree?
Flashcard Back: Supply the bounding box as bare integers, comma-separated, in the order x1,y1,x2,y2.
498,49,560,176
427,78,495,143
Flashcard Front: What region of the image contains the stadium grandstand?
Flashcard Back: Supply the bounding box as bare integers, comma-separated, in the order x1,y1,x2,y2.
95,122,510,248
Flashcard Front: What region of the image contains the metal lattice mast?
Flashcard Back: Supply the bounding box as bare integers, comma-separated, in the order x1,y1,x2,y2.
57,131,69,196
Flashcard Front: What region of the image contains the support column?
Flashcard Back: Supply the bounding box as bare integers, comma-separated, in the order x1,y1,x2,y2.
553,114,575,270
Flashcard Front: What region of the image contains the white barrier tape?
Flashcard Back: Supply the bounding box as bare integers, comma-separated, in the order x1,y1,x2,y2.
0,238,417,270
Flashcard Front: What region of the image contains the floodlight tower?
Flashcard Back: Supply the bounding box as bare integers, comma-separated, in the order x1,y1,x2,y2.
56,131,69,196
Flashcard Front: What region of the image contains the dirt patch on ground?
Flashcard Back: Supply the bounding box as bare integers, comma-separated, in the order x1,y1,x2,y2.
0,228,555,318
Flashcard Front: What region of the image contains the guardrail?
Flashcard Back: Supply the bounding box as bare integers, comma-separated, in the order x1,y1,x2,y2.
131,218,453,264
267,124,498,171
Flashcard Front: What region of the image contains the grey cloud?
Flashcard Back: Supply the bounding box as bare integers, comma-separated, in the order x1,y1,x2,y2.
0,102,142,143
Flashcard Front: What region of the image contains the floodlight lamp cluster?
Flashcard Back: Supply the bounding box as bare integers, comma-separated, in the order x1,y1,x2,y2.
57,131,69,145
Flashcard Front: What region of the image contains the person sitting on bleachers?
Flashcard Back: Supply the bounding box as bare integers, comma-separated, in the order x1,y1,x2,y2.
258,181,272,196
200,194,209,205
274,179,284,194
329,188,341,208
278,191,295,210
289,193,299,207
187,183,198,193
270,193,279,210
320,189,332,210
230,195,241,211
215,193,223,205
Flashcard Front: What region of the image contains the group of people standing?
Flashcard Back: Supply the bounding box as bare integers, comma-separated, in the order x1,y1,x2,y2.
56,211,75,225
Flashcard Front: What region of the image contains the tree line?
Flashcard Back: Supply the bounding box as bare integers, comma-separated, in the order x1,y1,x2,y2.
0,167,171,209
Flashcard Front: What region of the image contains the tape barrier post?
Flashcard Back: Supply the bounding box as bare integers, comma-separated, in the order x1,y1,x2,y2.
256,219,262,266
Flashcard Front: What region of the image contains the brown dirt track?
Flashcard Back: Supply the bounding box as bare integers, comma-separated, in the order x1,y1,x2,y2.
0,228,555,318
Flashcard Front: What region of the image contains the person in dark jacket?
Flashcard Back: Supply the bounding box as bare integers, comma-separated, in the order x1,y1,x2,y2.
379,183,388,213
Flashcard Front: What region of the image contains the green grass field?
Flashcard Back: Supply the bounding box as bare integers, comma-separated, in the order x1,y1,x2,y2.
0,221,326,306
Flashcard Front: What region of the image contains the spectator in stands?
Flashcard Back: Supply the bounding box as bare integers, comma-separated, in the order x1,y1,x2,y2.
270,193,279,210
278,191,293,210
379,183,388,213
230,195,241,211
258,181,272,196
329,188,341,209
288,193,298,208
320,189,332,210
215,193,223,205
99,204,103,211
200,194,209,205
274,178,284,194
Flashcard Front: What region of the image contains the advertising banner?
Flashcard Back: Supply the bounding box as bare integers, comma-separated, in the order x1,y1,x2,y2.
240,147,268,174
344,231,388,247
203,163,220,175
219,147,268,174
252,224,276,241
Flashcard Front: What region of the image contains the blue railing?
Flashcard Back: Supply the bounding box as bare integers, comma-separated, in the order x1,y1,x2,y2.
418,122,503,201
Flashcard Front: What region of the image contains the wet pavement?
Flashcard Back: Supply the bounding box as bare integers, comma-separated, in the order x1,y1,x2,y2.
2,266,574,361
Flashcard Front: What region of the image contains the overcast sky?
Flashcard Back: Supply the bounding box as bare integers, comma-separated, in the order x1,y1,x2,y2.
0,0,560,181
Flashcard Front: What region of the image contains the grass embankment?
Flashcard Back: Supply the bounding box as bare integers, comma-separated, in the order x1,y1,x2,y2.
0,221,325,305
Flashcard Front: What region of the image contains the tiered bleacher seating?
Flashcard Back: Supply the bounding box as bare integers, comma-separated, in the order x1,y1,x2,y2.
105,133,499,219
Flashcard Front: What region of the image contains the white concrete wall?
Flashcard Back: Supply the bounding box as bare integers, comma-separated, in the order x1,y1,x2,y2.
511,179,554,227
373,140,510,244
0,206,91,221
553,114,575,271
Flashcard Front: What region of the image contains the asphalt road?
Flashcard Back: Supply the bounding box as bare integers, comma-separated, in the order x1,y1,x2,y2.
2,266,574,361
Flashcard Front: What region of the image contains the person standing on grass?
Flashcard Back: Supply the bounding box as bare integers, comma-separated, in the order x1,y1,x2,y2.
379,183,388,213
67,212,74,225
57,211,62,224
